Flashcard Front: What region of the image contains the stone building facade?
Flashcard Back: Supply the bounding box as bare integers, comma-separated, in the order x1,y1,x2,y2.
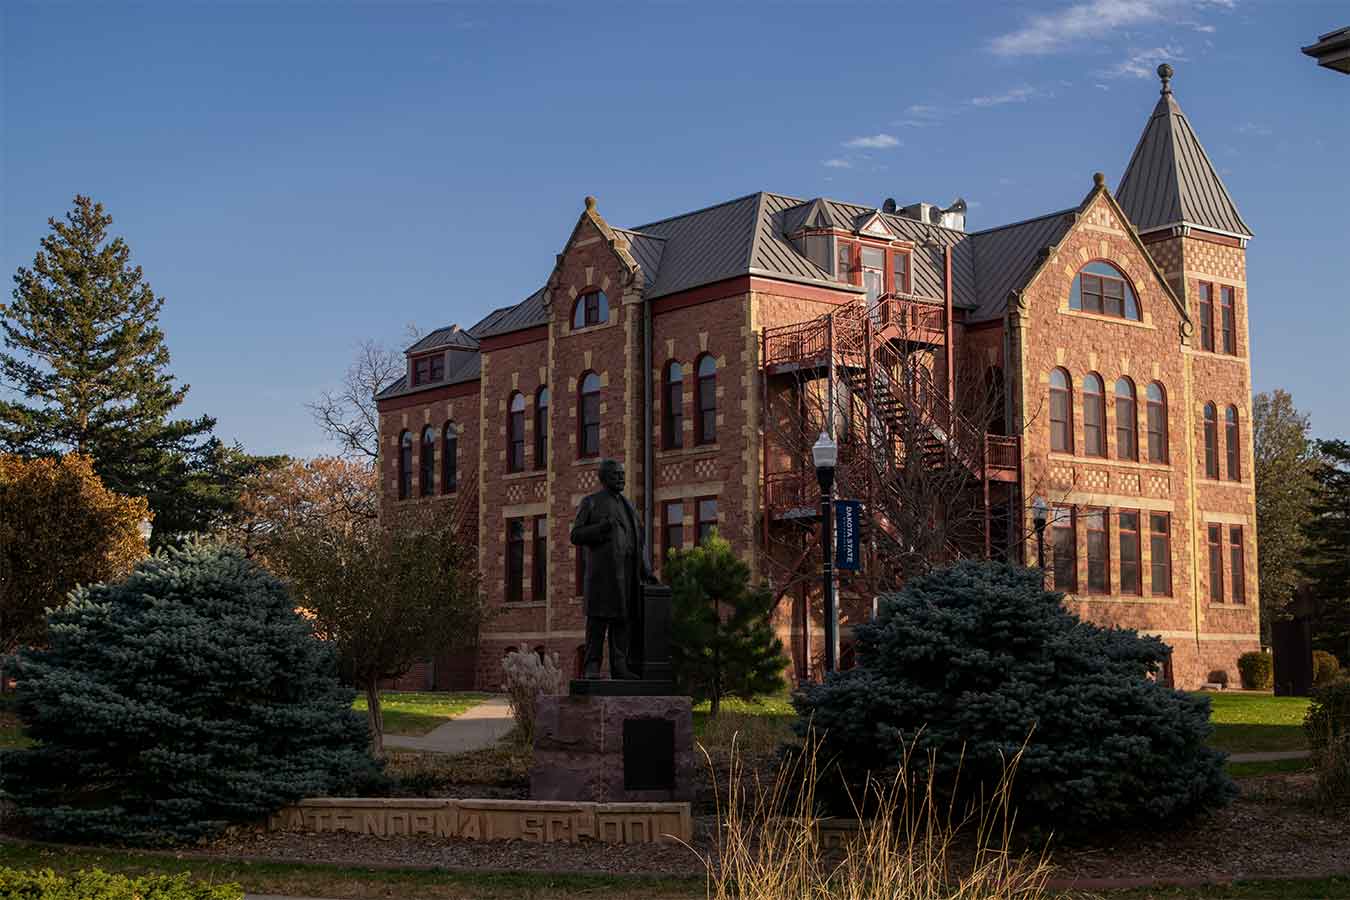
375,69,1259,690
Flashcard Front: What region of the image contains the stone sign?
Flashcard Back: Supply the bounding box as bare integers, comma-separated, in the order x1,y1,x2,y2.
267,797,691,845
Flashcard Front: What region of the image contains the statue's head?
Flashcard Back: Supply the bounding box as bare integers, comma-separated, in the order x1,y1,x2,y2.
599,459,625,494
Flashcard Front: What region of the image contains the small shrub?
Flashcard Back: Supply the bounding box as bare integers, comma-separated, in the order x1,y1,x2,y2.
0,867,241,899
1313,735,1350,806
794,561,1235,835
1238,651,1273,690
501,643,564,745
1313,650,1342,686
1305,678,1350,752
1208,669,1230,687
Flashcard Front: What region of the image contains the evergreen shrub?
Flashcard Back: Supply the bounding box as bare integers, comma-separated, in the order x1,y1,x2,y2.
0,867,241,900
1313,650,1342,687
1238,651,1273,690
793,561,1235,835
0,543,380,845
1305,678,1350,752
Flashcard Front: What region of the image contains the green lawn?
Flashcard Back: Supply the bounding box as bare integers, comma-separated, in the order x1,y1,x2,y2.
1196,692,1311,754
352,691,491,736
692,691,796,756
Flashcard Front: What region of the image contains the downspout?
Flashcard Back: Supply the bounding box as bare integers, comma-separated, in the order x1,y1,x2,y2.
643,295,654,571
944,246,955,407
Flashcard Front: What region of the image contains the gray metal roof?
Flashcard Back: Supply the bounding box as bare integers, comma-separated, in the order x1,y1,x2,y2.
1116,88,1252,237
967,209,1077,321
406,324,479,354
614,228,665,290
630,193,763,298
375,348,482,401
471,287,549,338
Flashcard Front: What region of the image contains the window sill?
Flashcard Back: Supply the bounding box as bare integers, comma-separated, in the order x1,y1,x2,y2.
566,320,616,337
1196,477,1247,487
1057,308,1154,329
502,470,546,482
1184,347,1244,361
656,445,720,461
501,601,546,609
572,457,602,468
1066,593,1177,604
1207,602,1250,610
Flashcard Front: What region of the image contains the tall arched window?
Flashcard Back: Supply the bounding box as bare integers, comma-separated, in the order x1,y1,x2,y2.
571,291,609,330
1049,368,1073,452
1083,373,1106,457
1203,402,1219,479
441,422,457,494
420,425,436,496
579,372,601,458
398,430,412,500
1114,377,1138,461
663,360,684,450
1225,405,1241,480
507,392,526,472
1069,261,1141,321
1146,382,1168,463
695,354,717,445
534,387,549,470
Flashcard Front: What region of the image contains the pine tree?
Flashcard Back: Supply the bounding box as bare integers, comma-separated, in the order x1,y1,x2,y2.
0,542,380,845
667,534,786,716
1303,440,1350,663
0,195,216,538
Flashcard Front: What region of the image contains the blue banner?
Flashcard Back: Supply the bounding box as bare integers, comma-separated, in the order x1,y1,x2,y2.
834,500,863,572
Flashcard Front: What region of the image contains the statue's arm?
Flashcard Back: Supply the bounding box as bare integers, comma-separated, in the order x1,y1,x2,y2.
570,497,609,546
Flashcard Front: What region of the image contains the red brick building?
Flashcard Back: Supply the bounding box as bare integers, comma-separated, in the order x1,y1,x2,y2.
375,68,1258,691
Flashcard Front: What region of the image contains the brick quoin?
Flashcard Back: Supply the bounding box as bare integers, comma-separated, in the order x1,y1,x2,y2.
374,84,1259,691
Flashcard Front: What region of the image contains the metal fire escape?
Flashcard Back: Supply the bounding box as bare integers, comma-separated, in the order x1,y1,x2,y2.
759,293,1019,675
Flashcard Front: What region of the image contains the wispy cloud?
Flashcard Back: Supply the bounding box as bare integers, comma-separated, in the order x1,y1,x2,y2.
822,158,852,169
969,86,1041,107
990,0,1233,57
906,104,940,117
843,133,901,149
1237,122,1271,136
1100,44,1187,78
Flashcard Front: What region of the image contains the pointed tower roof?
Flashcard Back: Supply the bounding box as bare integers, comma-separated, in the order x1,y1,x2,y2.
1116,64,1252,238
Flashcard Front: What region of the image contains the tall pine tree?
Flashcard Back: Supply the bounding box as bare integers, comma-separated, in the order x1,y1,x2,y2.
1,196,219,540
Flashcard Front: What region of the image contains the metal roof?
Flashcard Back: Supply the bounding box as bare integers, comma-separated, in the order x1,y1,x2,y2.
406,324,479,354
967,209,1077,321
613,228,665,290
1116,83,1252,237
630,193,763,298
471,287,549,338
1302,26,1350,74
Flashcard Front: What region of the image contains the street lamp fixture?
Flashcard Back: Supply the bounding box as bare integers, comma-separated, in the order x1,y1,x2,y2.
812,432,839,676
1031,496,1049,573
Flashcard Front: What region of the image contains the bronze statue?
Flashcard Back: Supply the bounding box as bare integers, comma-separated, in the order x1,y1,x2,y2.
570,459,655,679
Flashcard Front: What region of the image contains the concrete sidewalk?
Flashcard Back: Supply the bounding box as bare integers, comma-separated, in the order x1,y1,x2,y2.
382,695,515,754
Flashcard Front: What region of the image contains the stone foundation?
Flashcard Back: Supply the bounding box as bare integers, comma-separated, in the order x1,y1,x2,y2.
531,694,695,803
267,797,691,844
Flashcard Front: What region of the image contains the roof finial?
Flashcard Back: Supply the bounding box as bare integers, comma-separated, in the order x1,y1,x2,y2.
1093,171,1106,188
1157,62,1173,94
584,195,597,211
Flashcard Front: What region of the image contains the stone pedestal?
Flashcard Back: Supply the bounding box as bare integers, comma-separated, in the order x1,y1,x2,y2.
530,694,694,803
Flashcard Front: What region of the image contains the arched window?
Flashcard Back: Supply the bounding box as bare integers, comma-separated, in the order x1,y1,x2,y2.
571,291,609,330
1049,368,1073,452
663,361,684,450
507,392,526,473
1146,382,1168,463
1203,402,1219,479
420,425,436,496
1115,377,1138,461
441,422,457,494
398,430,412,500
1069,261,1141,321
1225,405,1241,480
534,388,549,470
695,354,717,445
1083,373,1106,457
579,372,601,458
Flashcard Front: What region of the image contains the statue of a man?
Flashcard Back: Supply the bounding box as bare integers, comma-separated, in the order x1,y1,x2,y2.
570,459,654,679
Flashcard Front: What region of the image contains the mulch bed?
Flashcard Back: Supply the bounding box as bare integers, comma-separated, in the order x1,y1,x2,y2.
195,772,1350,886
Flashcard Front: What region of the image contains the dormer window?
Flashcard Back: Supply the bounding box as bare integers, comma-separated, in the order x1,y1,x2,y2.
412,354,444,386
572,291,609,329
1070,262,1141,321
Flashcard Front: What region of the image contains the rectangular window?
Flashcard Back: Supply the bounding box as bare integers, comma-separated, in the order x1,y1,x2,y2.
532,518,548,604
1051,507,1076,592
662,501,684,568
506,518,526,604
1207,524,1224,602
414,357,429,385
1119,511,1141,595
1150,514,1172,596
1081,274,1104,314
430,355,444,381
836,241,854,285
1220,286,1236,355
892,250,911,294
1102,277,1124,318
1085,508,1109,594
862,247,885,303
1229,526,1246,605
696,498,718,545
1198,282,1215,352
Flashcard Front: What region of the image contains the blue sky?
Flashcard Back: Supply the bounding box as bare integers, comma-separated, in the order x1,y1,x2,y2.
3,0,1346,456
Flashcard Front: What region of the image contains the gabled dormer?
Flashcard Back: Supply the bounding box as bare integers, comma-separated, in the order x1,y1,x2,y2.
854,209,898,240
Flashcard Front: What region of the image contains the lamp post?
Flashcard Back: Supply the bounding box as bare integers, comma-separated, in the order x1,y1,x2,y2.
1032,496,1048,574
812,431,839,676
